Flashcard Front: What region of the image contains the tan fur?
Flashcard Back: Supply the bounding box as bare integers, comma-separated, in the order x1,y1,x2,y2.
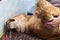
36,0,60,39
6,0,60,40
37,0,60,33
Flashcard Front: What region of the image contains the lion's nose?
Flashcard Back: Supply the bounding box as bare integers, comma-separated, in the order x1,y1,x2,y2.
6,19,15,29
48,18,53,22
9,19,15,22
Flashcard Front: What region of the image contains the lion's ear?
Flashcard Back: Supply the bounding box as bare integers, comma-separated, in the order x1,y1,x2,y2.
35,10,40,15
34,10,41,18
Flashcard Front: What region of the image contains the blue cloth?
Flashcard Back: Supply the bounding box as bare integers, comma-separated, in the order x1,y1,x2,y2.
0,0,37,34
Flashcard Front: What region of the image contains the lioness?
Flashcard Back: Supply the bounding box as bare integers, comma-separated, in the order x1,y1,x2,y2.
6,0,60,40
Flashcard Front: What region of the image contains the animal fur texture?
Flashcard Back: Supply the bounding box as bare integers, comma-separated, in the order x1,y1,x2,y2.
6,0,60,40
37,0,60,33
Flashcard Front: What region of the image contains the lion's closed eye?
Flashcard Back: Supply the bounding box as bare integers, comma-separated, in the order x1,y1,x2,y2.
52,13,59,18
53,15,59,18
